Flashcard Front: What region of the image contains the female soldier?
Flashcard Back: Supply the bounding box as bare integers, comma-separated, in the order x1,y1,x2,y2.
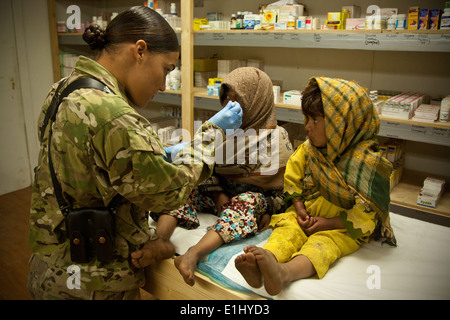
27,6,241,300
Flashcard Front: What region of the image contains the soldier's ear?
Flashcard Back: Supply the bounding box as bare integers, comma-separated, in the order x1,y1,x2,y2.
135,40,147,61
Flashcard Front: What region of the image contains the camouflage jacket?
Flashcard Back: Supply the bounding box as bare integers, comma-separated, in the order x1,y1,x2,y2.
29,56,223,291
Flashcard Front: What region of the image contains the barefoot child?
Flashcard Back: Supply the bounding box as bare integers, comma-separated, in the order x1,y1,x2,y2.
150,67,293,285
235,77,397,296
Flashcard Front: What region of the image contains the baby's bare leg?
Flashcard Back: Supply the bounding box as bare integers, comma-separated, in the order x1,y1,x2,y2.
175,230,224,286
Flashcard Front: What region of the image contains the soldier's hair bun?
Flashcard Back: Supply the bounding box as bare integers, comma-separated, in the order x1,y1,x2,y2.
83,25,107,51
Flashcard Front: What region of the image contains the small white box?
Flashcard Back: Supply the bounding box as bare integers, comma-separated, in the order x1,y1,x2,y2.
283,90,302,106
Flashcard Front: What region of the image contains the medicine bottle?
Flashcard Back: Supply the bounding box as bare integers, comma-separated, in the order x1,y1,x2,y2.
230,13,237,29
236,11,243,29
440,8,450,29
170,3,177,16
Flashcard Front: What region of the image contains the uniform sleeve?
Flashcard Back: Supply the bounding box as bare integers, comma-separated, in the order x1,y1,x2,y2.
92,113,224,213
339,195,378,240
283,143,307,207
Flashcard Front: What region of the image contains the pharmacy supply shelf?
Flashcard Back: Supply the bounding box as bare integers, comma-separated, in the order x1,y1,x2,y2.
194,29,450,52
390,169,450,219
155,88,450,147
58,30,450,52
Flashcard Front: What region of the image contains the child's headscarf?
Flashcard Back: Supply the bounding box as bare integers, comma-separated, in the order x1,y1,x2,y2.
219,67,277,131
214,67,292,189
304,77,396,245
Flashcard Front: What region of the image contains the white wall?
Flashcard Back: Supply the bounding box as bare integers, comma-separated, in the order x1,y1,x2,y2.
0,0,53,194
14,0,54,172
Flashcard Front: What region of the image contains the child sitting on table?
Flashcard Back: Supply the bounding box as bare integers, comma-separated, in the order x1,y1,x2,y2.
235,76,397,296
149,67,294,286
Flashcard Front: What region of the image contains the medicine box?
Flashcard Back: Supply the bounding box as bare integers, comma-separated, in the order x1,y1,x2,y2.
283,90,302,106
429,9,441,30
342,5,361,18
194,59,218,72
418,9,430,29
327,12,344,29
346,18,365,30
408,6,420,30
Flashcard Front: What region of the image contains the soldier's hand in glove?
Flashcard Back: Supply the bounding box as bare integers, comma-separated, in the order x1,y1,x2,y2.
163,142,189,163
208,101,243,134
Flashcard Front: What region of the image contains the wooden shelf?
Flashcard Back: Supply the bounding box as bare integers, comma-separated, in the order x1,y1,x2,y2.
194,29,450,52
390,170,450,218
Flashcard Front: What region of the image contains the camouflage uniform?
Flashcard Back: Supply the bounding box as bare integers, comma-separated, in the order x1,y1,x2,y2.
28,56,224,299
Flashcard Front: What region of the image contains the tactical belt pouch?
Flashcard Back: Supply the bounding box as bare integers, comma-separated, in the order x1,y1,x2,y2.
65,207,116,263
42,77,120,263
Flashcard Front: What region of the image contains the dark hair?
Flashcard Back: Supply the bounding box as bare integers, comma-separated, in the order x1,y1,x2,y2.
83,6,179,53
301,81,324,118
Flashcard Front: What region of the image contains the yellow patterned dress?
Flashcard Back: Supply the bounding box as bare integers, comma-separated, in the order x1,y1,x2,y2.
263,77,396,279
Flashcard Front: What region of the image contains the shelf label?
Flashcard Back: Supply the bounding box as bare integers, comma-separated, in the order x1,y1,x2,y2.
365,34,380,46
417,34,430,46
411,125,427,134
212,33,225,41
313,33,322,43
432,127,449,137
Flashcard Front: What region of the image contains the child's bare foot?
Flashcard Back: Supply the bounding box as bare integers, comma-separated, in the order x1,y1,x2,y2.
247,246,285,296
235,248,262,288
174,248,199,286
131,238,175,268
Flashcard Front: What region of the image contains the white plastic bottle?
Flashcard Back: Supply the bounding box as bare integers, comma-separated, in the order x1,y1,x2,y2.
170,3,177,16
170,66,181,91
440,8,450,29
439,95,450,122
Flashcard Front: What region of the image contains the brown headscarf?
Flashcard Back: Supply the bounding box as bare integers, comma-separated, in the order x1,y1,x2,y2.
219,67,277,130
214,67,293,190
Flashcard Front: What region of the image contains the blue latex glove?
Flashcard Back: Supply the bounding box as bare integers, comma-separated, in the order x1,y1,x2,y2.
208,101,243,134
163,142,189,163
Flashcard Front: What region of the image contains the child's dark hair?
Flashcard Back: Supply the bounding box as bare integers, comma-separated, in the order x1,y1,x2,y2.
301,81,324,118
83,6,179,54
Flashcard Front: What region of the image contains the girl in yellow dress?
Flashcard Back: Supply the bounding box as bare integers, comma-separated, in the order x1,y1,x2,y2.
235,77,397,296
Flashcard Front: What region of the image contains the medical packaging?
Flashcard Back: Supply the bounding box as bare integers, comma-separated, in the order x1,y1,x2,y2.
342,5,361,18
429,9,441,30
346,18,365,30
418,9,430,29
194,59,218,72
417,177,446,208
408,6,420,30
412,104,440,122
283,90,302,106
440,95,450,122
382,92,426,120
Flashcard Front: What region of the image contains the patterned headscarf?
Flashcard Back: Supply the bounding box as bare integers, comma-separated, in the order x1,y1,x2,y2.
303,77,396,245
